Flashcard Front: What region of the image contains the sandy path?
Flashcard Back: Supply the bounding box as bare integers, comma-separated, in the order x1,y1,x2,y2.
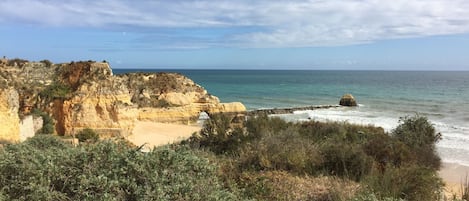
127,121,201,150
439,163,469,199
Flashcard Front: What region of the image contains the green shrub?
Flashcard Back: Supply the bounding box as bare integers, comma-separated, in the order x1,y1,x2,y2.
392,115,442,169
298,120,385,144
245,114,292,138
363,165,443,201
7,58,28,67
23,134,69,150
238,127,323,175
363,133,414,168
40,59,53,67
76,128,99,143
393,115,441,150
352,193,404,201
32,109,55,134
188,113,247,154
39,82,72,99
185,113,444,200
320,142,373,181
0,137,241,200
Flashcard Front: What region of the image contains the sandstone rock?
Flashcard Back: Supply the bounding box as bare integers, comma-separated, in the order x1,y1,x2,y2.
0,89,20,142
339,94,357,106
0,60,246,140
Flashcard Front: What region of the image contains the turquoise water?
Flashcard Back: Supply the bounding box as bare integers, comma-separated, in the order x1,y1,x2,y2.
115,69,469,166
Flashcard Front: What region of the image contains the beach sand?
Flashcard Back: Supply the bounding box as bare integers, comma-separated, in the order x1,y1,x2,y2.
439,163,469,199
127,121,201,151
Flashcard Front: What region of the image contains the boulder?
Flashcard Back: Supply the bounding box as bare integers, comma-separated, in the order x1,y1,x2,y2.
339,94,357,106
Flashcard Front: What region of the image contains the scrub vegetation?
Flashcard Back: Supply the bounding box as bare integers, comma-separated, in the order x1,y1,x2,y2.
0,114,449,200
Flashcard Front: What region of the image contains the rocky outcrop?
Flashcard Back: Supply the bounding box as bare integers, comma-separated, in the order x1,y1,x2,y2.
0,60,246,140
0,89,20,142
137,102,246,124
339,94,357,107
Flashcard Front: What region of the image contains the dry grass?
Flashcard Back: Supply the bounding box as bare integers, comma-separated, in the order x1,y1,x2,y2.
240,171,359,201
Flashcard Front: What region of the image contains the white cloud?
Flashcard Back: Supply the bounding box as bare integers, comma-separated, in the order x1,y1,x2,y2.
1,0,469,47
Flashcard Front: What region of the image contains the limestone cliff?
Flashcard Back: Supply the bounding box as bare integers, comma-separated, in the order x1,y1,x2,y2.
0,59,245,140
0,88,20,142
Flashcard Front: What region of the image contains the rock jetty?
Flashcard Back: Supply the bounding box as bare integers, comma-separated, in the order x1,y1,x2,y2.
248,105,340,116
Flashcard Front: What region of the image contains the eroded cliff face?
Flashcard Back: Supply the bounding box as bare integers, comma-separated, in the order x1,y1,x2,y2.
55,65,245,137
0,60,245,140
0,89,20,142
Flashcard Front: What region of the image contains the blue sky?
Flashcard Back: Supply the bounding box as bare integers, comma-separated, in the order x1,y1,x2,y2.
1,0,469,70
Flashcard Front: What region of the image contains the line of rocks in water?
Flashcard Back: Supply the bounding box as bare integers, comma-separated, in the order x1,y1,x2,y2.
247,105,341,116
247,93,358,116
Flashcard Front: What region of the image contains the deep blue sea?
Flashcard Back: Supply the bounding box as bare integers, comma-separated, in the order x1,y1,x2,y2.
114,69,469,166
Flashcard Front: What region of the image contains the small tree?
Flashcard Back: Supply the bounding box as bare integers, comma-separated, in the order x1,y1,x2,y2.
76,128,99,143
39,83,72,99
40,59,52,67
392,115,441,150
392,115,442,169
32,109,55,134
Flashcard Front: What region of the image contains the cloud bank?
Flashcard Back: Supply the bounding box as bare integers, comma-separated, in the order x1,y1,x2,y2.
2,0,469,48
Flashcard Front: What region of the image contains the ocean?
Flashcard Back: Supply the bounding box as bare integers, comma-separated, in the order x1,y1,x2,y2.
114,69,469,166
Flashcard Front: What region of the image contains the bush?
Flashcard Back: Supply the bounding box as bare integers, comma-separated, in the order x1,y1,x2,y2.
32,109,55,134
393,115,441,150
298,120,385,144
188,113,247,154
39,82,72,99
352,193,404,201
76,128,99,143
7,58,28,67
40,59,53,67
363,165,443,201
0,137,241,200
392,115,442,169
320,142,373,181
238,127,323,174
245,114,292,138
363,133,414,169
185,113,444,200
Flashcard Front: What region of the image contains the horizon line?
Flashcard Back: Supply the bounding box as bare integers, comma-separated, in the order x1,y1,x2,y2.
111,68,469,72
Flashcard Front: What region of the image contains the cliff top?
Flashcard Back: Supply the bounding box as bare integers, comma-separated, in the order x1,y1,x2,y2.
0,59,223,116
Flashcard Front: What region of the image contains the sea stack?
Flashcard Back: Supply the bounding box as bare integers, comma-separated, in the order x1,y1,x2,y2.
339,94,357,106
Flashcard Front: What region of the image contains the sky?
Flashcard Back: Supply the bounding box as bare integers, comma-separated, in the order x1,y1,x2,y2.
1,0,469,70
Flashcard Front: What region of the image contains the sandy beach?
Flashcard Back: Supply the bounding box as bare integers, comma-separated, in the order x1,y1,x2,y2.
439,163,469,199
127,121,201,151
